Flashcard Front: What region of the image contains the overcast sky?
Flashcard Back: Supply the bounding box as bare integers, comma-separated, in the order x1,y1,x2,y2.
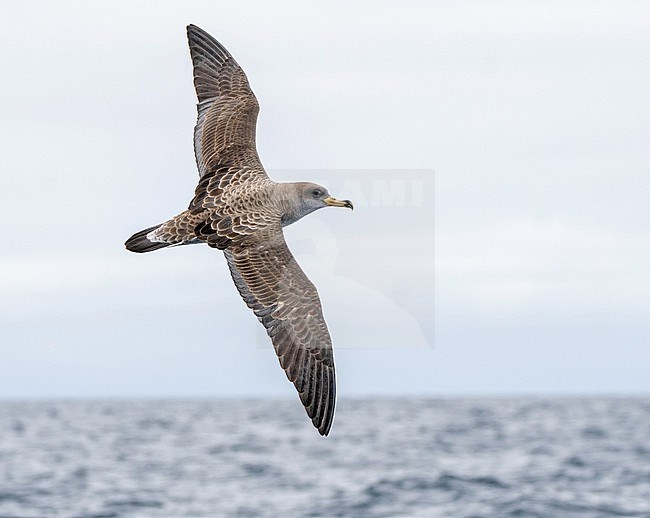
1,1,648,398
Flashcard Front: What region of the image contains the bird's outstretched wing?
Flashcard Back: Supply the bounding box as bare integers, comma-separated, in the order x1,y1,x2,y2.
224,227,336,436
187,25,266,177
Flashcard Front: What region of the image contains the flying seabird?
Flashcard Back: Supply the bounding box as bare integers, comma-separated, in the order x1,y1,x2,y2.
125,25,353,436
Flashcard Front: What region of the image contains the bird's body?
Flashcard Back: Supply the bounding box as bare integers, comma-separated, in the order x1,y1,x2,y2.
125,25,352,436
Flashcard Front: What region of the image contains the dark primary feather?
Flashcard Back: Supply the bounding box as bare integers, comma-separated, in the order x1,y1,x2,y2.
224,228,336,436
187,25,263,176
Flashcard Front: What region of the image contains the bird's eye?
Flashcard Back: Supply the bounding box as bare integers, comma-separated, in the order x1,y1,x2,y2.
312,189,322,197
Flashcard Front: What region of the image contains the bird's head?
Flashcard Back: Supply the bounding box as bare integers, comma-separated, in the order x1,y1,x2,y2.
302,182,354,211
282,182,353,226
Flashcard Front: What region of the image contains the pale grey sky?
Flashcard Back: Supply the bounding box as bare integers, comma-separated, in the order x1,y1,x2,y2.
1,1,648,398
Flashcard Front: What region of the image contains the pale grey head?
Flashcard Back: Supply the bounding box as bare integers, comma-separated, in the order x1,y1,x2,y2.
280,181,353,227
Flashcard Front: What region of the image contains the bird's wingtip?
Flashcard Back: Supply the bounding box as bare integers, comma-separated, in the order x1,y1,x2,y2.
186,24,203,37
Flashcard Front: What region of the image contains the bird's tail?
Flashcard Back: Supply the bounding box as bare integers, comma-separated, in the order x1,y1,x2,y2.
125,210,206,253
125,224,172,253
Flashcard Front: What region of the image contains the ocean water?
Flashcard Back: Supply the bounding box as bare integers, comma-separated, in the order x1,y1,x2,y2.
0,398,649,517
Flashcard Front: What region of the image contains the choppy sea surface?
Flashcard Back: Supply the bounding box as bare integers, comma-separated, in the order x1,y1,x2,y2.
0,398,649,517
